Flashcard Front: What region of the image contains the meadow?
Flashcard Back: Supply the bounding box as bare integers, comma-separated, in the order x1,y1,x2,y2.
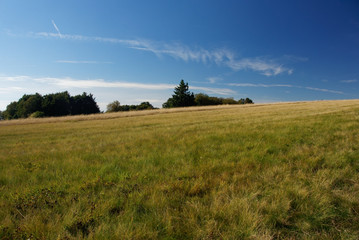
0,100,359,239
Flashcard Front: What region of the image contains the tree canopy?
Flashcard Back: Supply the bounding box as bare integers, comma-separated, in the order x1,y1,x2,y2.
106,101,155,112
194,94,253,106
2,92,100,120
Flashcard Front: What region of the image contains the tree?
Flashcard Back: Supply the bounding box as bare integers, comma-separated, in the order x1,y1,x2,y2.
136,102,154,110
163,80,195,108
16,93,43,118
221,97,238,105
106,100,122,112
70,92,100,115
3,101,18,119
244,98,253,104
162,98,175,108
42,91,71,116
195,93,222,106
238,98,254,104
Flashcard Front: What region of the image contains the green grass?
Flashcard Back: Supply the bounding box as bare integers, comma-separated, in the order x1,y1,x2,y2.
1,100,359,239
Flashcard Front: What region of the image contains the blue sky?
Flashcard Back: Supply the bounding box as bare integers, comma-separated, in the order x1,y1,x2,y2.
1,0,358,110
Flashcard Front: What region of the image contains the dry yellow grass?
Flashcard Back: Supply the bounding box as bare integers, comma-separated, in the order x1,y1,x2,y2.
1,99,359,239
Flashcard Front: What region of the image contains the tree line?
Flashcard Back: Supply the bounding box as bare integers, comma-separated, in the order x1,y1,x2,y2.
1,80,253,120
106,101,155,112
107,80,253,113
162,80,253,108
1,91,100,120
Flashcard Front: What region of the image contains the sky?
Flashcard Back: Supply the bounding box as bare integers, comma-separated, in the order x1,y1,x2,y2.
1,0,358,111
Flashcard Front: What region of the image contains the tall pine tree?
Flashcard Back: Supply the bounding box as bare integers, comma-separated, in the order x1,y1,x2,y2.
163,80,195,108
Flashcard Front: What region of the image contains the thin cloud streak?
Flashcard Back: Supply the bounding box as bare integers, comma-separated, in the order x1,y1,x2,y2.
207,77,222,84
190,86,236,95
56,60,113,64
229,83,344,94
51,20,62,38
35,30,293,76
229,83,294,88
135,98,163,103
341,79,357,83
0,75,30,82
304,87,343,94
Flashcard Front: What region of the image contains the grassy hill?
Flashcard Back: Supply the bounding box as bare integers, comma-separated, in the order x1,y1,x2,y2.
1,100,359,239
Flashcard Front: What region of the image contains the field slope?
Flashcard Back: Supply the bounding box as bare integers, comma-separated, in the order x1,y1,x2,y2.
1,100,359,239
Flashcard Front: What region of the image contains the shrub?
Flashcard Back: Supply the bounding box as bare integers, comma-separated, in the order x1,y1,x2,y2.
29,111,45,118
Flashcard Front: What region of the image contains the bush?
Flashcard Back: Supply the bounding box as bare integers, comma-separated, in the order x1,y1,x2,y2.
136,102,154,111
106,101,155,112
106,101,122,112
29,111,45,118
194,94,254,106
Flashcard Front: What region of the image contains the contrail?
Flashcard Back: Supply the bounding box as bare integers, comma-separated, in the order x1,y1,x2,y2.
51,20,62,38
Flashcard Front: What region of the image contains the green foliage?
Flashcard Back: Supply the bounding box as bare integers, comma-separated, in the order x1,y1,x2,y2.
3,101,19,119
194,93,254,106
29,111,45,118
194,93,222,106
42,91,72,116
238,97,254,104
2,92,100,119
163,80,195,108
70,92,100,115
106,101,155,112
221,97,238,104
162,98,175,108
136,102,154,110
16,93,43,118
107,100,122,112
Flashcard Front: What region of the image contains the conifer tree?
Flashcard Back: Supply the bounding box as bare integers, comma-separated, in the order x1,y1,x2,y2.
163,80,195,108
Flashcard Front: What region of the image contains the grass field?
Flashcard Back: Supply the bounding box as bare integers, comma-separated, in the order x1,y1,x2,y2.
1,100,359,239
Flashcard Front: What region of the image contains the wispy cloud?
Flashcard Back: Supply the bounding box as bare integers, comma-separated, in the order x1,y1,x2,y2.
304,87,343,94
134,98,163,103
121,41,293,76
45,77,235,95
0,87,24,93
226,58,293,76
0,75,235,95
229,83,294,88
34,26,293,76
282,55,309,62
229,83,344,94
35,77,177,90
0,75,30,82
190,86,236,95
341,79,357,83
56,60,113,64
207,77,222,84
